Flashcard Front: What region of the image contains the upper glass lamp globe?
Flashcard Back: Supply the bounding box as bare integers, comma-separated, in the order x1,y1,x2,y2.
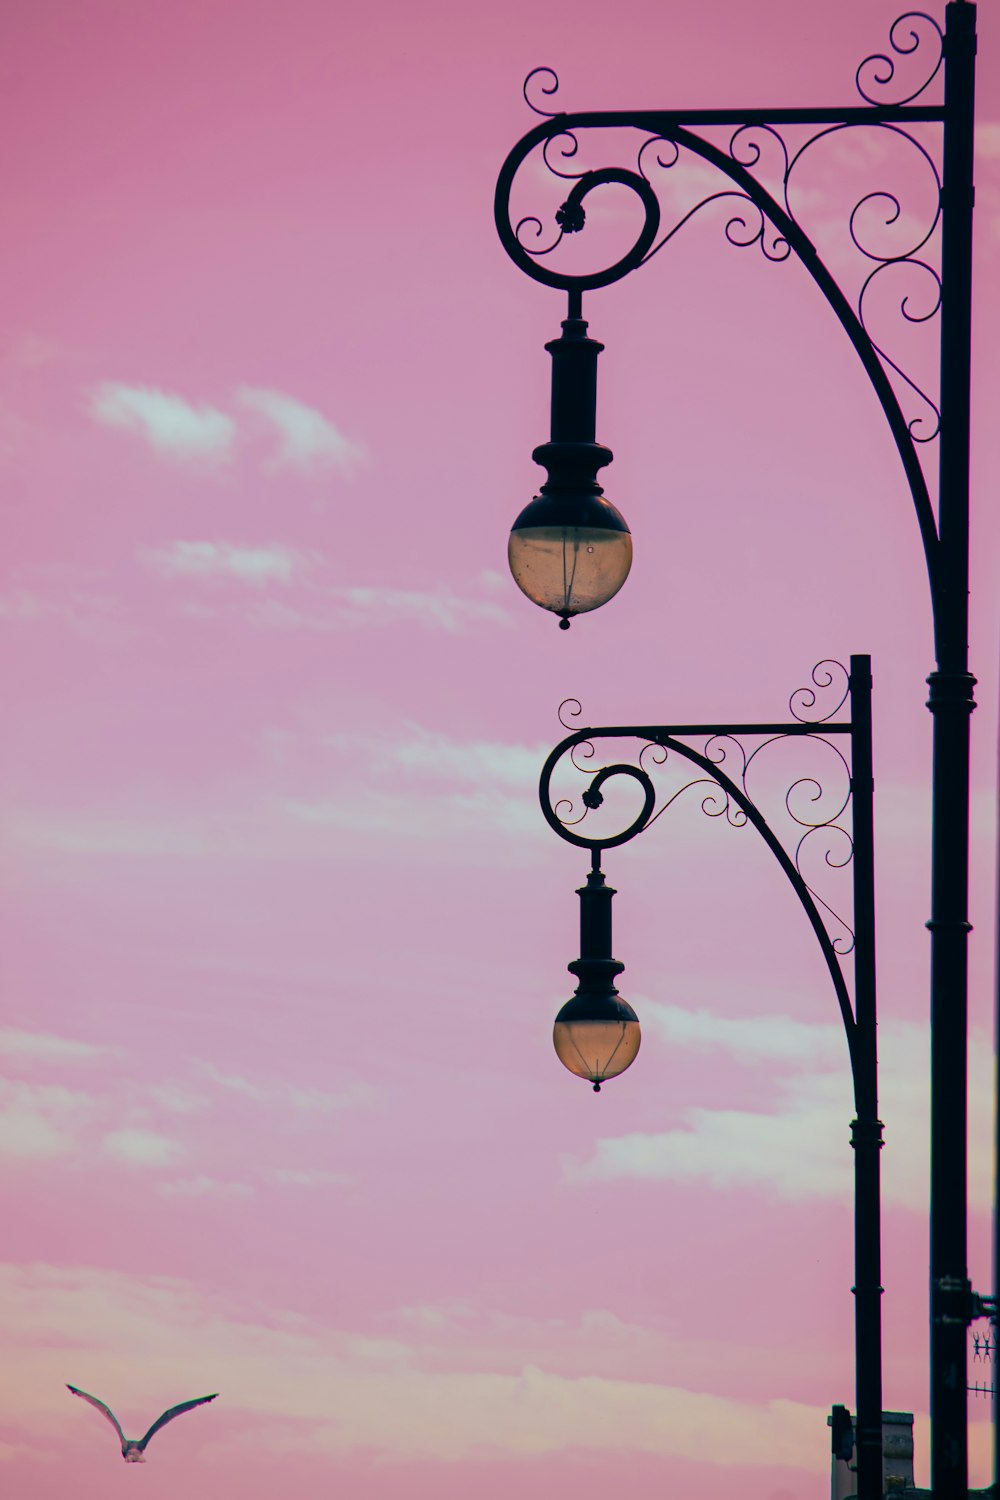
508,492,632,628
552,993,641,1091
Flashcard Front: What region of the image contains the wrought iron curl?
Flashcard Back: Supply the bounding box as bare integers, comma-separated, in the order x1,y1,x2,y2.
552,795,590,828
729,123,790,184
558,698,583,730
727,125,792,260
699,783,748,828
778,116,942,444
498,109,662,293
638,739,668,773
794,823,857,955
501,49,946,446
722,196,790,261
635,130,791,265
641,734,748,829
703,732,750,788
536,657,865,1036
543,129,585,181
540,744,657,851
637,134,680,179
570,737,597,774
845,124,942,262
857,256,942,441
855,11,944,106
628,771,747,832
790,660,850,724
514,212,565,259
783,742,852,829
523,66,562,118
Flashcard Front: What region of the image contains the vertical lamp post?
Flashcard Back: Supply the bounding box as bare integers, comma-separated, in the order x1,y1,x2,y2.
494,5,981,1498
536,661,883,1497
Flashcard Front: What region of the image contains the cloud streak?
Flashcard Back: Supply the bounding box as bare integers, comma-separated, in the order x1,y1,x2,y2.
158,1175,252,1199
90,384,235,463
0,1029,112,1064
564,1011,994,1213
195,1062,373,1114
102,1128,181,1167
248,585,509,633
0,1081,94,1158
142,541,316,586
89,383,362,476
236,387,364,475
0,1263,827,1470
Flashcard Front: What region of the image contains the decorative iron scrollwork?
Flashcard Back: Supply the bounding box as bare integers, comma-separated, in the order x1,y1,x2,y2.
855,11,944,106
495,10,947,482
539,661,859,974
789,659,851,724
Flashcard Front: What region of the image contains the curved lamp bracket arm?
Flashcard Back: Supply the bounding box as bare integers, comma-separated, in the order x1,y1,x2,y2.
666,122,939,602
538,747,657,850
495,105,943,618
539,721,859,1072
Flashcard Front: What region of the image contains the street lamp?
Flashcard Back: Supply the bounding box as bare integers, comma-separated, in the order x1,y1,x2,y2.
553,861,640,1090
507,304,632,627
494,5,981,1500
537,660,882,1499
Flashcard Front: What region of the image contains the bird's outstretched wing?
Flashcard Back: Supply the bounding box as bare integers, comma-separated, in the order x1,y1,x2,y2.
138,1393,218,1451
66,1385,127,1445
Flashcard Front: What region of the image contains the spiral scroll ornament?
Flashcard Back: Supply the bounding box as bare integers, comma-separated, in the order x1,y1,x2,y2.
855,12,944,106
495,10,947,469
539,662,860,972
789,659,851,724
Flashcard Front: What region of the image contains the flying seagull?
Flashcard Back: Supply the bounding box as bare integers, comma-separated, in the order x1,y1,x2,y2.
67,1385,218,1462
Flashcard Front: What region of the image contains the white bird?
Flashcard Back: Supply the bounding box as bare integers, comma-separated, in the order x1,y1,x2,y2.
67,1385,218,1462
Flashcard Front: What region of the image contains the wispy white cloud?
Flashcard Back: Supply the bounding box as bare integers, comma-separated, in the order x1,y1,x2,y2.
0,1029,112,1064
0,1262,826,1470
90,383,235,463
324,724,547,790
88,381,363,476
0,587,119,634
564,1011,993,1214
196,1061,373,1114
0,1081,94,1158
269,1167,349,1188
280,725,549,843
236,387,363,475
566,1073,855,1201
156,578,510,633
158,1175,252,1200
147,1083,209,1115
142,540,316,586
644,1002,842,1066
249,585,509,633
282,785,543,842
102,1128,181,1168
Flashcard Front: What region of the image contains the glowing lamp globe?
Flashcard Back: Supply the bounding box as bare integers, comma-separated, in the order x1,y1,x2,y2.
553,991,641,1092
508,490,633,628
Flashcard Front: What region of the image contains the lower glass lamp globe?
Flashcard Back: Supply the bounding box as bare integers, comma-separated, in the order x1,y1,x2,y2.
508,517,632,628
553,993,641,1092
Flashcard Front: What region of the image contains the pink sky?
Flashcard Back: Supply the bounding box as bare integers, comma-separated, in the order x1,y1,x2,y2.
1,1,998,1496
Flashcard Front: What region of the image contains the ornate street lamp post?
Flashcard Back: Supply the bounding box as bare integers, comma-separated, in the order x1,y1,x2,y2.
538,660,881,1496
494,5,981,1498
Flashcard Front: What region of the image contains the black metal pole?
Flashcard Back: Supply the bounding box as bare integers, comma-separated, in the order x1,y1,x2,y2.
993,650,1000,1491
929,5,977,1495
496,6,981,1487
849,655,884,1500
